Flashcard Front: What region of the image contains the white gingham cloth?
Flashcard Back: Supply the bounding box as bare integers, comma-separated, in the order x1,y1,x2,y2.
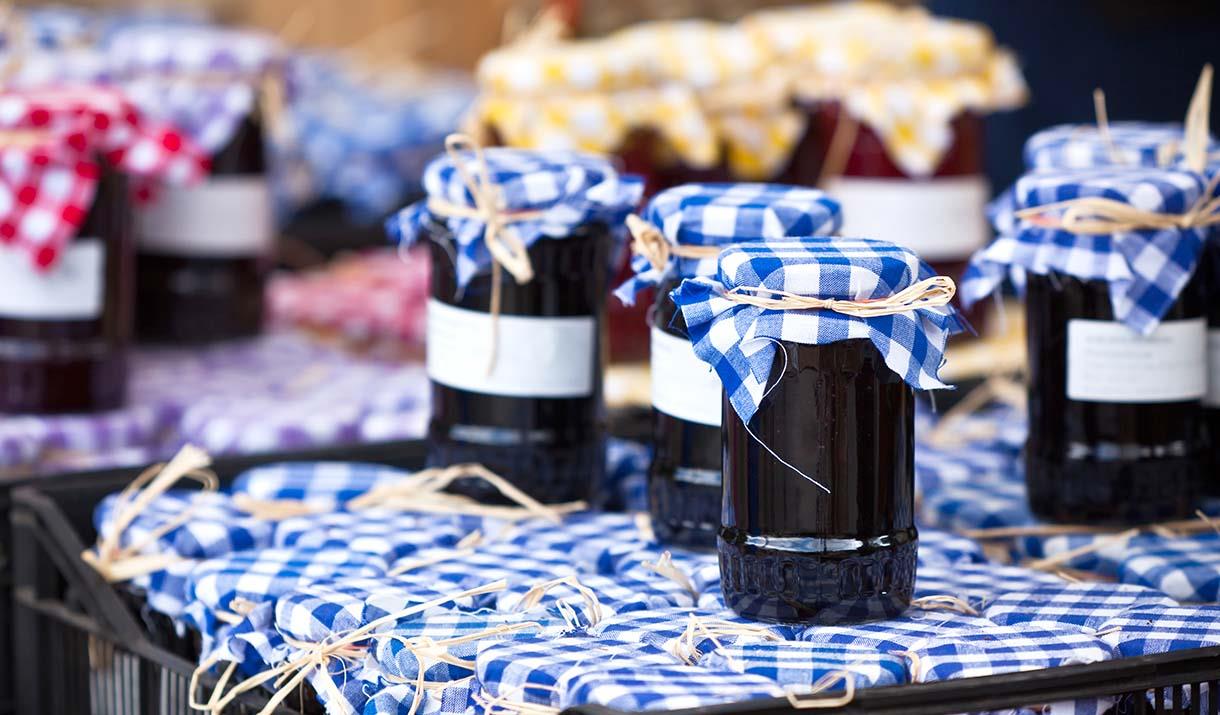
369,611,542,684
906,625,1116,681
475,636,680,707
589,607,793,660
273,511,466,562
186,547,387,614
613,183,841,305
916,527,988,567
915,563,1064,611
495,573,695,621
983,583,1178,631
388,146,643,288
673,238,964,424
701,642,908,689
1116,533,1220,603
272,576,457,643
961,166,1212,335
93,490,273,560
230,461,413,507
1023,122,1213,171
796,611,997,652
1098,604,1220,657
106,25,283,156
362,680,478,715
557,664,783,711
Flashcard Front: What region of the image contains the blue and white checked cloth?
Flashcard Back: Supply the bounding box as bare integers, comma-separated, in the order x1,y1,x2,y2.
1098,604,1220,657
230,461,412,507
389,146,643,288
907,625,1116,682
105,25,284,156
186,547,387,615
589,607,793,660
133,558,199,619
496,573,695,621
916,527,988,567
673,238,964,424
1024,122,1201,171
557,664,783,711
369,611,542,684
915,563,1064,610
1116,533,1220,603
273,576,457,643
961,167,1211,335
94,490,273,560
613,183,841,305
476,636,680,707
273,510,466,562
984,582,1178,631
701,642,908,689
602,437,650,512
362,680,478,715
797,611,997,652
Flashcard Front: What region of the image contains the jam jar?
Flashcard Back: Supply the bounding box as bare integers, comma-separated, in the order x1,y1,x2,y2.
135,114,272,343
648,273,725,547
0,166,132,413
720,338,918,623
1024,271,1206,523
425,220,611,504
672,237,959,624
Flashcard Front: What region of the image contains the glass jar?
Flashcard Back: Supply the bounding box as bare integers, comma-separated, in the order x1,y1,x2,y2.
720,337,917,624
425,220,611,505
647,274,722,549
135,114,271,343
0,166,133,413
1024,271,1206,524
815,103,988,322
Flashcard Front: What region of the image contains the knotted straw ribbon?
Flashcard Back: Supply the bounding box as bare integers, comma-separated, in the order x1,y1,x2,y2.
723,275,957,317
663,614,784,665
189,579,510,715
1015,172,1220,236
425,133,542,374
346,462,586,523
624,214,722,274
1090,65,1215,171
81,445,218,583
513,574,606,626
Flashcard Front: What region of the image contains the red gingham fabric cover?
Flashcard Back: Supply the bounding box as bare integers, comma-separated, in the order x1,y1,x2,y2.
0,85,207,270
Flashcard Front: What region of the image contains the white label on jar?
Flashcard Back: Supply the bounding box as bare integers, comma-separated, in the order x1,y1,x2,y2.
825,175,990,261
1067,318,1206,403
137,176,274,258
1206,330,1220,407
0,239,104,320
426,299,596,398
650,326,722,426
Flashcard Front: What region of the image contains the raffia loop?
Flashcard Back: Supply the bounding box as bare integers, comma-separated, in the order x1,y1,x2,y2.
625,213,723,274
1182,64,1214,173
514,575,606,626
1016,175,1220,236
81,445,217,583
910,594,980,617
724,276,956,318
428,133,538,285
640,551,698,598
190,579,510,715
230,494,329,521
664,615,784,665
346,462,586,524
785,670,857,710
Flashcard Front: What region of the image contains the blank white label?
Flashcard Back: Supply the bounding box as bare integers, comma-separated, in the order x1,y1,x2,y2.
1206,330,1220,407
0,239,103,320
138,176,274,258
426,299,596,398
826,175,990,261
651,327,722,426
1067,318,1206,403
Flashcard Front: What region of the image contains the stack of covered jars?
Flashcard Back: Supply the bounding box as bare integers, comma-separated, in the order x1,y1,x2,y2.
468,3,1025,357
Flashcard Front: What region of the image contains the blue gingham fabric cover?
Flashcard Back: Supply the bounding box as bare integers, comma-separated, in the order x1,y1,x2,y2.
106,428,1220,714
1023,122,1216,171
613,183,841,305
961,167,1212,335
93,490,273,560
388,146,644,287
273,55,474,222
105,24,283,156
672,238,965,424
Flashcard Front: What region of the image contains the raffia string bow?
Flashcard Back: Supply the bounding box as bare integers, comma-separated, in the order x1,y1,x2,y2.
81,445,218,583
723,275,956,317
1091,64,1215,171
625,213,724,274
426,133,542,373
1015,172,1220,236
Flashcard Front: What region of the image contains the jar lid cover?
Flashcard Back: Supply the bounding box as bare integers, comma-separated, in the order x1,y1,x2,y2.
962,166,1214,335
0,86,207,271
388,143,643,288
1023,122,1210,171
614,183,841,305
672,237,963,424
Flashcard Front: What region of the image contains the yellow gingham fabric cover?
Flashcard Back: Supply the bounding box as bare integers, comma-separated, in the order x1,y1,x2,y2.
474,4,1026,179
